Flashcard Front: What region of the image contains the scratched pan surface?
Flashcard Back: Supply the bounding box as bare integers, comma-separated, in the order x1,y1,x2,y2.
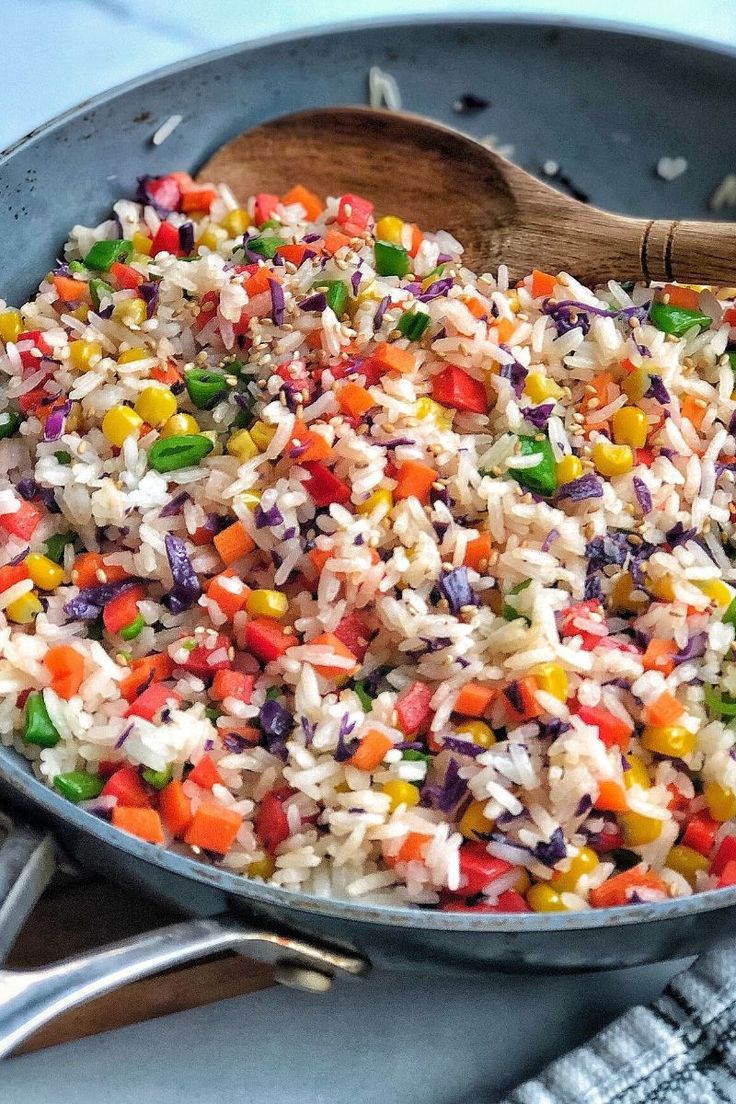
3,17,736,975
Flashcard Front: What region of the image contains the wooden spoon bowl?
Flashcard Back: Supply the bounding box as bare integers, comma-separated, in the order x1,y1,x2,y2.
199,106,736,286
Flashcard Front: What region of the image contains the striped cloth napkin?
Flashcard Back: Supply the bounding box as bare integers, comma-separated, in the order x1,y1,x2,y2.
502,941,736,1103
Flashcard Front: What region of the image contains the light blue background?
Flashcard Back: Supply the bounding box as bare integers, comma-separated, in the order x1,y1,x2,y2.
0,3,734,1101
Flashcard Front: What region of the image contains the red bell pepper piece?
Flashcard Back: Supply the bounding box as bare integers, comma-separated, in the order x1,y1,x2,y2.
245,618,294,663
590,822,625,853
102,585,145,634
210,669,254,703
333,611,372,663
712,835,736,877
194,289,219,333
682,812,719,857
635,448,656,468
187,753,222,790
458,841,514,896
17,330,53,370
179,188,218,214
441,890,530,913
150,220,181,258
178,633,232,677
718,860,736,888
576,705,633,752
255,788,291,851
559,600,604,635
102,765,152,807
254,193,279,223
0,499,42,539
302,461,351,507
0,562,29,592
17,385,51,415
110,261,144,289
125,682,182,722
395,681,433,735
724,307,736,326
432,365,488,414
336,194,374,232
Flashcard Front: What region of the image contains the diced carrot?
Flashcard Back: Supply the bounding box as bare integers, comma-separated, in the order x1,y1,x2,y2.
276,243,312,267
211,669,254,703
408,223,423,258
0,562,29,593
621,357,638,374
151,359,182,388
213,521,256,566
503,677,541,724
281,184,324,221
109,261,144,289
642,638,678,676
594,780,629,813
159,780,193,837
338,382,375,417
585,372,614,409
463,531,492,572
43,644,85,700
244,268,278,297
465,297,488,320
680,395,706,430
112,806,165,845
324,227,352,255
179,187,218,213
72,552,129,588
662,284,700,311
371,342,416,375
397,832,432,864
305,329,323,350
53,275,88,303
495,316,516,343
206,570,250,619
308,547,333,574
530,269,557,298
589,867,668,908
184,803,243,854
217,720,261,746
349,729,393,772
309,632,359,679
187,753,222,790
394,459,437,503
288,419,331,462
642,691,684,727
454,681,495,718
119,652,173,703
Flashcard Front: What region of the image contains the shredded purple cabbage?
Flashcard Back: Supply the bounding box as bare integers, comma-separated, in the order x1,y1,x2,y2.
374,295,391,329
540,528,560,553
298,292,327,313
64,579,138,620
645,375,670,404
575,794,593,817
254,503,283,529
139,281,159,318
136,174,179,214
422,757,467,812
42,399,72,442
533,826,567,866
632,475,652,514
259,699,293,740
178,222,195,254
300,716,317,747
586,532,630,573
418,277,454,302
270,279,285,326
440,736,486,759
334,715,359,762
498,359,527,398
522,402,555,430
556,473,604,501
114,723,134,749
241,232,264,264
8,546,30,566
159,492,190,518
675,633,708,663
504,681,524,714
439,566,478,615
351,269,362,295
164,533,201,611
16,476,38,501
666,521,697,547
543,298,591,338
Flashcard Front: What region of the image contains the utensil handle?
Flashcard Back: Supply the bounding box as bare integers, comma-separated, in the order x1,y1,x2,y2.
640,219,736,285
0,915,368,1058
0,813,56,963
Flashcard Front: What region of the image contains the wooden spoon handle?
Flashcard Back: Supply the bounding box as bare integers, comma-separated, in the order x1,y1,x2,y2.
639,219,736,286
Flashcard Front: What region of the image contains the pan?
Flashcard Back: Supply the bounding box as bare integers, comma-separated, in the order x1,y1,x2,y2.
2,14,736,1057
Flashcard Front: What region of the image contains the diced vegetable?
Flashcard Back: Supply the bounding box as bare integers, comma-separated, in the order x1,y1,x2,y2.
184,803,243,854
112,806,164,845
24,692,60,747
54,771,103,803
510,436,556,496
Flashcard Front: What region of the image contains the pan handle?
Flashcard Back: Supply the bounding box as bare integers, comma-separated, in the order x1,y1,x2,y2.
0,813,56,963
0,914,368,1058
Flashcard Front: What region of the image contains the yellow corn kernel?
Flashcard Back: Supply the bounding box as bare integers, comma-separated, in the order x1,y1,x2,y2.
70,305,90,323
704,781,736,822
555,454,583,484
506,291,521,314
622,368,650,402
196,228,220,252
382,779,421,812
357,488,394,517
6,591,43,624
226,428,258,461
249,420,276,452
459,800,494,840
101,405,143,446
611,571,648,615
68,339,102,372
665,845,710,887
246,589,288,620
532,662,568,702
642,724,696,758
620,811,663,846
117,346,149,365
248,854,276,880
65,403,82,433
514,869,531,894
527,883,568,912
25,553,64,590
414,397,452,428
0,309,23,344
623,754,651,790
135,386,177,427
161,413,200,438
241,490,261,510
525,372,564,403
112,298,148,327
552,846,599,893
220,208,250,237
696,579,734,609
456,720,496,749
132,231,152,256
612,406,648,449
375,215,404,245
593,441,634,478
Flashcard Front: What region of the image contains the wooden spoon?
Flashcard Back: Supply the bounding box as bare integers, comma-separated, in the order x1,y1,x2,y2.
199,106,735,287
